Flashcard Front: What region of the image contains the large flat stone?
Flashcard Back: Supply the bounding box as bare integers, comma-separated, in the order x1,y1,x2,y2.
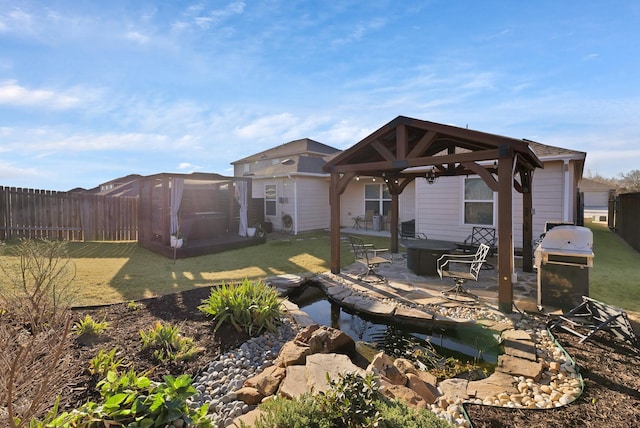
503,338,538,361
340,295,396,316
496,354,544,381
278,365,308,399
305,353,364,394
393,306,434,321
502,329,532,341
467,371,518,400
323,284,353,300
438,378,470,401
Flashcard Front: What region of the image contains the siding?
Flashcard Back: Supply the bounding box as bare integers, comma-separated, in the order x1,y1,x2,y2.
294,177,330,231
416,161,573,248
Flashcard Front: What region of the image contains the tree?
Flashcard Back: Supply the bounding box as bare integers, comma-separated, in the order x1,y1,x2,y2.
618,169,640,193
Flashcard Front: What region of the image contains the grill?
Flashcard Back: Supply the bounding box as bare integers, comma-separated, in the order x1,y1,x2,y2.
534,225,594,311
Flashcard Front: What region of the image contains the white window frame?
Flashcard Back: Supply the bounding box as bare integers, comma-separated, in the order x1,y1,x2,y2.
462,177,495,226
265,184,277,217
364,183,391,216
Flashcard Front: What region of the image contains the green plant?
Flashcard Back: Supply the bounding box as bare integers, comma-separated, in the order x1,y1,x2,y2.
198,278,283,336
251,371,451,428
140,321,201,362
318,372,382,428
89,348,125,377
127,300,140,311
73,314,109,336
40,370,211,428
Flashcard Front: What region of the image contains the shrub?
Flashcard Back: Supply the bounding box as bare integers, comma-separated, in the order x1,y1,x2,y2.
0,239,77,330
140,321,202,362
198,278,283,336
250,372,452,428
73,314,109,337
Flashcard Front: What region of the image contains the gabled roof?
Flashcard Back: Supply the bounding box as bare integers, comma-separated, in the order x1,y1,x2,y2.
232,138,340,165
323,115,543,179
579,178,616,191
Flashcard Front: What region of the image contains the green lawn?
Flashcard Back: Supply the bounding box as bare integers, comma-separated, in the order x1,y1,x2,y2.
587,221,640,313
1,224,639,320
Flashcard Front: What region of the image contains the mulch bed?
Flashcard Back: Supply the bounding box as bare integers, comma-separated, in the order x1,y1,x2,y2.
8,286,640,427
465,326,640,427
60,286,250,412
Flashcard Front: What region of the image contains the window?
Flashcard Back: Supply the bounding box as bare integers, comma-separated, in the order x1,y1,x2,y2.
464,177,494,225
265,184,276,216
364,183,391,216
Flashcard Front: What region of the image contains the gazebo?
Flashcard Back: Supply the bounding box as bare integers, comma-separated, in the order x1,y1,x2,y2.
323,116,543,313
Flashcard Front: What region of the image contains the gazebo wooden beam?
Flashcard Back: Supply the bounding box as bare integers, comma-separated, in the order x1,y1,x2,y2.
329,149,501,174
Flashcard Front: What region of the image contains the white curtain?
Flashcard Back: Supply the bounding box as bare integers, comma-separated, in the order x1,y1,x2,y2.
235,180,248,237
170,177,185,235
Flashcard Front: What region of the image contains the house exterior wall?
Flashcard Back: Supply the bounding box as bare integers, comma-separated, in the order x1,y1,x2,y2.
250,175,329,232
415,160,577,249
339,178,416,229
294,176,330,231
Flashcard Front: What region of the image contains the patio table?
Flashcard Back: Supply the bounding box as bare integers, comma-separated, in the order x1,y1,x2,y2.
406,239,458,276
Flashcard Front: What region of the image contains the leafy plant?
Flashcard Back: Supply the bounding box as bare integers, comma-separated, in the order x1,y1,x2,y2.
127,300,140,311
39,370,211,428
89,348,126,377
140,321,201,362
73,314,109,336
250,371,451,428
318,372,382,428
198,278,283,336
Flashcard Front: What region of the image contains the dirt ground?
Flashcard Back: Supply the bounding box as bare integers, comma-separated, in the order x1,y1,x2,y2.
31,287,640,426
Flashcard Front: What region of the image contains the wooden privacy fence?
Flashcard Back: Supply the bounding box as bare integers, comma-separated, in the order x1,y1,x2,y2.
0,187,138,241
610,191,640,252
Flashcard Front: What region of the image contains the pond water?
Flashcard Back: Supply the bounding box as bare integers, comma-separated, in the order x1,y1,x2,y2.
287,283,502,366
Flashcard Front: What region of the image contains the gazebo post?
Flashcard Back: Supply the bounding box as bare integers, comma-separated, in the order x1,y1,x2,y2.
497,146,515,313
329,171,342,274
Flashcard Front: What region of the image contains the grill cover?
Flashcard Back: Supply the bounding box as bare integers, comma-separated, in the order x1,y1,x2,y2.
535,225,594,268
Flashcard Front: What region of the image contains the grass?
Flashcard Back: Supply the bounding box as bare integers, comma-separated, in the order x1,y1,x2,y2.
587,221,640,313
1,225,638,320
1,231,355,306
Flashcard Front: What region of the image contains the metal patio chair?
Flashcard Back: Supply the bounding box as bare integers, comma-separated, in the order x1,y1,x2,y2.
349,235,392,282
437,243,490,300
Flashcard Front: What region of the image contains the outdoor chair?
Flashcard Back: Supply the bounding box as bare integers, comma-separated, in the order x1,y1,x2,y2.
349,235,392,282
437,243,490,300
399,222,428,246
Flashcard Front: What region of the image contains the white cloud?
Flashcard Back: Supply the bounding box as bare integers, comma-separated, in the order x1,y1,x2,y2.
0,8,34,34
0,80,82,109
234,113,298,140
125,30,150,44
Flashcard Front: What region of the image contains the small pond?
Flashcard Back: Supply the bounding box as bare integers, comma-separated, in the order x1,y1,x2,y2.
287,283,502,366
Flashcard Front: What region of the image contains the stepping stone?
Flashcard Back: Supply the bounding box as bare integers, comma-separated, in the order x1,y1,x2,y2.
496,355,543,381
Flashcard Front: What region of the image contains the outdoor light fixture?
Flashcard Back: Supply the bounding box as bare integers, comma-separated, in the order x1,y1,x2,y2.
425,168,438,185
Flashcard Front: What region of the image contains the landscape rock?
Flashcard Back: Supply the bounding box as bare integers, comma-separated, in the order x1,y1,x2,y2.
406,372,439,404
234,386,264,405
277,341,311,367
278,365,308,399
438,378,470,401
496,354,544,381
243,365,285,396
305,353,365,394
381,383,428,409
467,371,518,400
368,352,407,385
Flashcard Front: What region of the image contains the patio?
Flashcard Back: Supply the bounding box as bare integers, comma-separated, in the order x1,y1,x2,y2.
336,228,539,314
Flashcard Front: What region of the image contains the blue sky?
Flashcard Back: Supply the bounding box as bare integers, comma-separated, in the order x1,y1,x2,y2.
1,1,639,191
